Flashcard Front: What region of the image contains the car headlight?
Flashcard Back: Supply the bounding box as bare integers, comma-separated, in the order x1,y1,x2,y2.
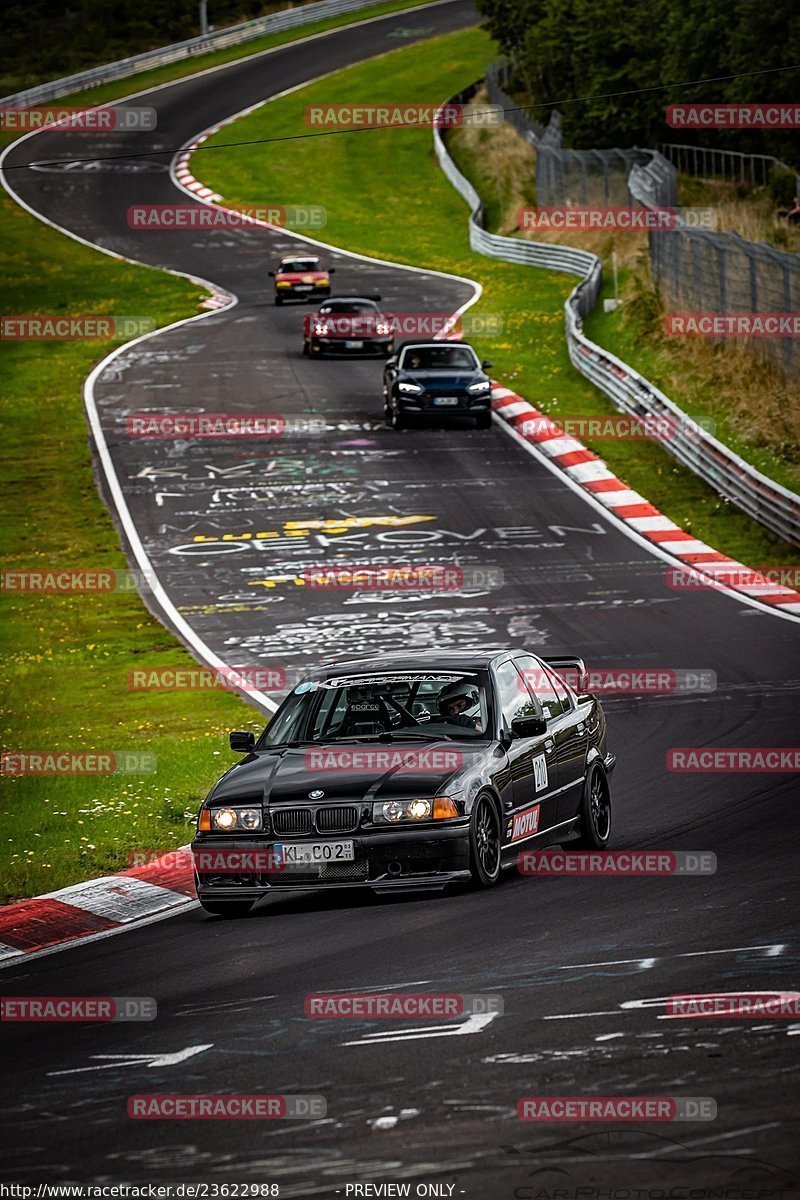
468,380,491,393
374,798,431,823
276,280,291,288
398,382,424,394
210,806,263,832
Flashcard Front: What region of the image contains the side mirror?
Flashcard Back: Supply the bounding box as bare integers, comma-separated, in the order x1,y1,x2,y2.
576,692,593,705
267,270,275,277
385,357,397,369
511,715,547,739
328,267,336,274
482,360,493,370
229,730,255,753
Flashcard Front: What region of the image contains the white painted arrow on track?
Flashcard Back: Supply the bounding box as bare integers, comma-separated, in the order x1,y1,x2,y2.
47,1043,213,1075
342,1012,499,1046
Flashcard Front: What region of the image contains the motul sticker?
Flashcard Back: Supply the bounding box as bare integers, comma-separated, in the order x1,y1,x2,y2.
511,803,540,842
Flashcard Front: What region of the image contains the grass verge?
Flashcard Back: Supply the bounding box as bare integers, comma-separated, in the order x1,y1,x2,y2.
196,27,798,569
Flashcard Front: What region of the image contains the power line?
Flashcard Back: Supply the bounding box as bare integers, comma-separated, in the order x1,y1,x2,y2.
3,61,799,171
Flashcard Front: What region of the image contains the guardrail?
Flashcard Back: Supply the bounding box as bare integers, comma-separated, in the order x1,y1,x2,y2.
434,84,800,547
1,0,383,107
659,143,800,196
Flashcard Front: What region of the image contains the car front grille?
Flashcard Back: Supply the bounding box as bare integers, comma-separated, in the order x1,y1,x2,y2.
272,808,312,835
316,805,359,833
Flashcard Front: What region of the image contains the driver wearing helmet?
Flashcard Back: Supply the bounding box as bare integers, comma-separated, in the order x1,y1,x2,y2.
437,679,481,731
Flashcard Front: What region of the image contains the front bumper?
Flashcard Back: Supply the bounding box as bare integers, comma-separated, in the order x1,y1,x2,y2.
191,824,471,895
311,336,392,356
277,284,330,301
396,392,491,415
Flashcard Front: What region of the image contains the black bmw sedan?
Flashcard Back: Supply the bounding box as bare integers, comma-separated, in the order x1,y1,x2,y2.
191,650,616,916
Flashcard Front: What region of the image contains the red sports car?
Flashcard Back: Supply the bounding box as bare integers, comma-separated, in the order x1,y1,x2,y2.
302,296,394,357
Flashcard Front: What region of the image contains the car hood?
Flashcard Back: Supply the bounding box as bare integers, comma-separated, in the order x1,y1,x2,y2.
210,741,484,804
399,370,485,389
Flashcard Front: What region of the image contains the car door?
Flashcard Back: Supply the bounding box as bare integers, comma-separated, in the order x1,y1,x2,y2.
515,654,589,825
493,659,559,850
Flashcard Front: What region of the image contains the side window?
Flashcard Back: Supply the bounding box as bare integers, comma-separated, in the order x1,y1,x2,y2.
548,668,573,715
495,661,536,729
515,655,562,720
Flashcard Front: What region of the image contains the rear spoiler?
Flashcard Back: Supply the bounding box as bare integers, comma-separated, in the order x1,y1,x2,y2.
543,656,586,676
543,656,587,691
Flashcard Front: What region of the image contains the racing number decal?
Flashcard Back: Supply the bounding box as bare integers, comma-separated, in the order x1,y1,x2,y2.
532,753,548,792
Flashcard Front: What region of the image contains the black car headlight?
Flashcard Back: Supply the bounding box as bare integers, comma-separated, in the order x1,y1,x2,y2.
210,806,263,832
398,382,424,395
467,381,491,393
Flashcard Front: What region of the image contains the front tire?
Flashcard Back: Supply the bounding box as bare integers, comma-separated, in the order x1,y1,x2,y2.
476,412,492,430
469,794,502,887
574,765,612,848
199,900,255,918
274,296,283,307
385,401,406,430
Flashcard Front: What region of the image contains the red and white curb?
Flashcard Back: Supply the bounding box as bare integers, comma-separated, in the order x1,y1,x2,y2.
491,385,800,615
0,850,195,963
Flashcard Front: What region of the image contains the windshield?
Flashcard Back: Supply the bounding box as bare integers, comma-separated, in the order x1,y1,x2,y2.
279,259,322,273
399,345,479,370
319,301,378,314
259,672,490,747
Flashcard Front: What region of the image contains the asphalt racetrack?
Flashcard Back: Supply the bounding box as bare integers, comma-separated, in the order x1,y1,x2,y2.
2,2,799,1194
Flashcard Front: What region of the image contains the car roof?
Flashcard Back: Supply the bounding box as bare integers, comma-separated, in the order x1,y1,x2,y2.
319,296,379,305
279,255,322,264
313,650,523,678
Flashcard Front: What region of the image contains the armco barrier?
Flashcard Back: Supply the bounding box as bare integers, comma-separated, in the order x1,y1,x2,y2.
1,0,386,108
435,84,800,547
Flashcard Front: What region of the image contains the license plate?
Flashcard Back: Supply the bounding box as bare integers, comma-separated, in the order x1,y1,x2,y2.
274,840,355,864
433,397,460,406
293,284,312,291
344,340,364,349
